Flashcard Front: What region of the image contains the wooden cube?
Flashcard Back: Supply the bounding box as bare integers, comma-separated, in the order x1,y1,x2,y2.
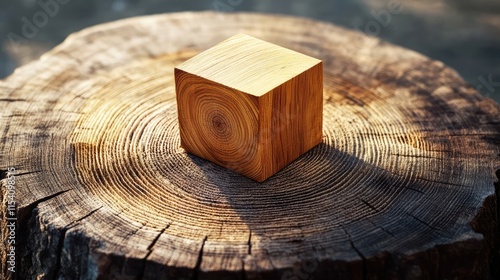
175,34,323,182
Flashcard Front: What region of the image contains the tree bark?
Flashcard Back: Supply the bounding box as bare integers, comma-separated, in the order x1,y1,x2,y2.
1,12,499,280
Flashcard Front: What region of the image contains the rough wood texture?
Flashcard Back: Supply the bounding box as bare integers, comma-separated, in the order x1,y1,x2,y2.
175,33,323,182
0,12,499,280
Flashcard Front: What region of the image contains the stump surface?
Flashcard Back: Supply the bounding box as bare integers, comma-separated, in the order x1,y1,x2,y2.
1,12,499,280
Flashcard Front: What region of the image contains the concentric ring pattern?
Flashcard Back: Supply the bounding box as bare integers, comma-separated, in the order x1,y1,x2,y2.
175,72,260,178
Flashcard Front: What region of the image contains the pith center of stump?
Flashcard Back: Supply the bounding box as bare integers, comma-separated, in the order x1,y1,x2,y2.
175,33,323,182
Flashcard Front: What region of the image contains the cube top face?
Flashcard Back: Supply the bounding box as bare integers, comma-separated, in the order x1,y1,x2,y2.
175,33,322,97
175,34,323,182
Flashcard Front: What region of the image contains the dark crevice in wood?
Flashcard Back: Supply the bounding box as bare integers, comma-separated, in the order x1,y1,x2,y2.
414,176,465,187
247,230,252,255
138,224,170,280
405,186,425,194
390,154,437,159
448,133,500,137
0,98,27,102
406,213,443,234
124,223,145,240
368,219,395,238
15,170,42,177
53,227,68,280
66,206,103,229
18,208,36,279
18,189,71,222
192,236,207,280
58,110,85,115
17,190,71,279
53,207,103,279
341,225,366,280
0,169,7,180
360,199,379,212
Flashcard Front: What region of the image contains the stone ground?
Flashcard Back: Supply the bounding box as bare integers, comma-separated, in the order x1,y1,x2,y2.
1,0,499,104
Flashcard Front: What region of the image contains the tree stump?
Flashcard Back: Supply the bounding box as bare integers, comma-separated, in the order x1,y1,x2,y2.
1,12,499,280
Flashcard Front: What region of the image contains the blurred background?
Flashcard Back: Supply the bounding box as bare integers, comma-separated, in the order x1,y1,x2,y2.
1,0,499,103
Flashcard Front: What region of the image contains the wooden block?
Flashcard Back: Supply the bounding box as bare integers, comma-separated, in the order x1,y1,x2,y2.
175,33,323,182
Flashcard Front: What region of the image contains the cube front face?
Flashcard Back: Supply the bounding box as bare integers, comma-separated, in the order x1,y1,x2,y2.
175,34,323,182
175,69,264,180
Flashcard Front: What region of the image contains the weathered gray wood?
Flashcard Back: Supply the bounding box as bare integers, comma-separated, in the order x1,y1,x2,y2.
0,12,499,280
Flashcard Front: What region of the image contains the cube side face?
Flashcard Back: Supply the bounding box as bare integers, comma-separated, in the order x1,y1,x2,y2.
263,62,323,177
175,68,263,180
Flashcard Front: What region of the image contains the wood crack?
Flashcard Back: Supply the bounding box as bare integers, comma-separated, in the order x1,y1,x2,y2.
17,189,71,279
414,176,466,188
341,225,366,280
138,224,170,280
0,169,7,180
405,186,425,194
360,199,379,212
15,170,43,177
53,227,68,280
0,98,27,102
390,153,439,159
192,236,207,280
19,189,72,221
367,219,395,238
66,206,103,229
406,213,444,234
247,230,252,255
53,206,103,279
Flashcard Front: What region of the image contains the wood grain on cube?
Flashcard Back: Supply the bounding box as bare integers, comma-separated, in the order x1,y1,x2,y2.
175,34,323,182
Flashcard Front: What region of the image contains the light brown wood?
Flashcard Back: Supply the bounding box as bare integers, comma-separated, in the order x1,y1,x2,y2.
0,12,499,280
175,33,323,182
